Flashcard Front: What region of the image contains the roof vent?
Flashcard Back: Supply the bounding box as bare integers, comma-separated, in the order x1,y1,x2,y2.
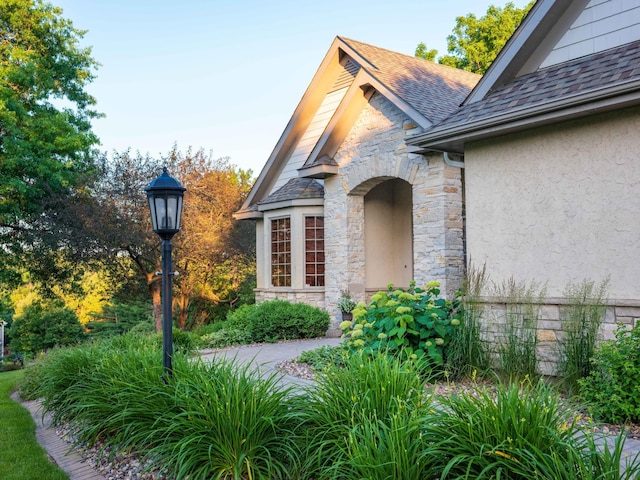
330,58,359,92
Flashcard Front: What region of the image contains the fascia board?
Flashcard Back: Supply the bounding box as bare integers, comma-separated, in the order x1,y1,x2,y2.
465,0,585,105
257,198,324,212
409,81,640,150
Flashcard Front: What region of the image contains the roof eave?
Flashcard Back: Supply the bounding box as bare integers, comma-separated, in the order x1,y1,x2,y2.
234,209,264,220
409,82,640,152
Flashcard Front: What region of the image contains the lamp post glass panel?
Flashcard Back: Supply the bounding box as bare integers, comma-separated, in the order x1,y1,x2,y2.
145,168,186,376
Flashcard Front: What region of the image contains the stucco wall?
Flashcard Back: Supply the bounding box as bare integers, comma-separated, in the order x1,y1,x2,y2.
464,107,640,300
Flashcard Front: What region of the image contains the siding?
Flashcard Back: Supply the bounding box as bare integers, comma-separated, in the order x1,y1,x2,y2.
270,87,349,194
542,0,640,68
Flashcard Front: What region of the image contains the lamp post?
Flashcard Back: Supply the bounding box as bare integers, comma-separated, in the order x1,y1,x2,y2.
145,167,186,376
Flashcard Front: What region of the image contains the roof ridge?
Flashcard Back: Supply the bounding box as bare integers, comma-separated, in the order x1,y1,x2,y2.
337,36,481,81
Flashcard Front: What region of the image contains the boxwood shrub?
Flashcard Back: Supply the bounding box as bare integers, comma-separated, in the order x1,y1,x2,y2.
249,300,329,343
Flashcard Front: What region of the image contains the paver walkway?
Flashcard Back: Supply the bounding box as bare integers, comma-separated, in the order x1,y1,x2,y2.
11,336,640,478
11,391,105,480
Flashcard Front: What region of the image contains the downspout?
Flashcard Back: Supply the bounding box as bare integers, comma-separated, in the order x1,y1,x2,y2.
443,151,464,168
442,152,467,278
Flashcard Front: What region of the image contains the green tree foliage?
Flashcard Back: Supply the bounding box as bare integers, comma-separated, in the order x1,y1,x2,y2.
415,1,534,74
9,301,85,353
0,0,100,226
85,300,153,338
414,42,438,61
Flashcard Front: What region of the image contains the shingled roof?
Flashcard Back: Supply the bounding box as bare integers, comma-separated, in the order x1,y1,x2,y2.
424,39,640,134
257,178,324,206
339,37,481,125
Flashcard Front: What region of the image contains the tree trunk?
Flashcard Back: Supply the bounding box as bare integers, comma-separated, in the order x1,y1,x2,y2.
147,272,162,332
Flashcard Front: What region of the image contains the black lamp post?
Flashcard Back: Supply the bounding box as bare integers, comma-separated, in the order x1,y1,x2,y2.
145,167,186,376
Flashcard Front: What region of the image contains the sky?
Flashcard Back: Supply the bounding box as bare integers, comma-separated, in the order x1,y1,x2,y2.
53,0,530,175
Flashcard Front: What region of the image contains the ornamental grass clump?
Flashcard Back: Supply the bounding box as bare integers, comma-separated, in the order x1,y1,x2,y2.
340,280,461,371
422,378,640,479
298,351,432,479
493,278,546,379
20,332,302,479
146,356,301,480
558,279,608,393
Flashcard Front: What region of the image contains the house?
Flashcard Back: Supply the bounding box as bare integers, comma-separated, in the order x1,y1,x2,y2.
408,0,640,373
235,37,480,332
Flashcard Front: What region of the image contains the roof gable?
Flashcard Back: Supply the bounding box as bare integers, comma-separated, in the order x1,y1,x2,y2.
236,37,480,219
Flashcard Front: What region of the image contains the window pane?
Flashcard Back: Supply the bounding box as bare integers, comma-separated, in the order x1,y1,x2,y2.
304,216,324,288
271,217,291,287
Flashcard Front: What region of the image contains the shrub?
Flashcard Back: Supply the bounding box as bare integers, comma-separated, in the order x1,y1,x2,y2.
558,279,608,392
226,303,256,329
579,323,640,423
85,301,153,338
340,281,461,370
9,302,86,354
249,300,329,343
199,328,253,349
298,351,432,479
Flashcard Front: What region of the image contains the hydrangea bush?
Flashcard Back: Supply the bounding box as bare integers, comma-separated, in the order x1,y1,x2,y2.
340,281,461,367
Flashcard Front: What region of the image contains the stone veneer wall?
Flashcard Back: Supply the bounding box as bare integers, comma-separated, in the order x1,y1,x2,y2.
254,289,325,309
322,93,464,332
476,297,640,376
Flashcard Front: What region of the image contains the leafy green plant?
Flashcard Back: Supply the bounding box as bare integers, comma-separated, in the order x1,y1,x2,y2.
21,332,301,479
579,323,640,423
298,351,432,479
86,300,153,338
248,300,329,343
494,278,546,379
296,344,349,370
558,279,608,392
148,356,301,479
340,281,461,369
337,290,356,314
225,303,257,329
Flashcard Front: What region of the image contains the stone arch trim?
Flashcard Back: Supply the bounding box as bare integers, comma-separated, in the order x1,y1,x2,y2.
345,156,423,196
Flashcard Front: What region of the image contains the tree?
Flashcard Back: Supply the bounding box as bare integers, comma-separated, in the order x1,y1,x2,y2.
0,0,101,227
415,1,534,74
415,42,438,62
74,147,254,331
9,301,86,354
172,159,255,329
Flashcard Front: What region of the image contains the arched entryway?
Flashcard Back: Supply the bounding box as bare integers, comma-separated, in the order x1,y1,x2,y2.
364,178,413,291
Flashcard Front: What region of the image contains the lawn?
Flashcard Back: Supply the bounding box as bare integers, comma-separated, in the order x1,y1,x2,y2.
0,370,69,480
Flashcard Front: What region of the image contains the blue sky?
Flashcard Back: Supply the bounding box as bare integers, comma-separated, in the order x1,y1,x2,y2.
54,0,530,174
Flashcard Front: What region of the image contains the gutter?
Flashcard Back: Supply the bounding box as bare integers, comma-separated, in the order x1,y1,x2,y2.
407,79,640,149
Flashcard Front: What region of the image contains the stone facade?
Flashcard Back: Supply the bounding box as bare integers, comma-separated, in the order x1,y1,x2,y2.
475,297,640,376
322,93,465,331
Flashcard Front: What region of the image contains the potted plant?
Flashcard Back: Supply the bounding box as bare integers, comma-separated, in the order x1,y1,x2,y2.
338,290,357,321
